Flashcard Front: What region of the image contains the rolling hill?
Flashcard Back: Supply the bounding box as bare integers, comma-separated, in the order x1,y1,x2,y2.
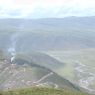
0,16,95,51
0,51,80,92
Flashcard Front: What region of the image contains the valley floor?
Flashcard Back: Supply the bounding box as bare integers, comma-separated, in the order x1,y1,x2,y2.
44,48,95,94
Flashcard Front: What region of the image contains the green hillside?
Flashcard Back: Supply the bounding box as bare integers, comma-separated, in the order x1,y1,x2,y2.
0,87,87,95
0,51,80,92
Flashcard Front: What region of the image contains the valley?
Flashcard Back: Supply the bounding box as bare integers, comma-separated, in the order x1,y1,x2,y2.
0,17,95,94
75,61,95,93
45,48,95,94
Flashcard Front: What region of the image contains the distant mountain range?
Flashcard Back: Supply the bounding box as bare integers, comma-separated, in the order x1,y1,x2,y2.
0,16,95,51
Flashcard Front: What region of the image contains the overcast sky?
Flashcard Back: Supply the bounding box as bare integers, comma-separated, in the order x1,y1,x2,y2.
0,0,95,18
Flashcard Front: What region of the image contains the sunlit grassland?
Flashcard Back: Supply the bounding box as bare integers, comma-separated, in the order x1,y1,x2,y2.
0,87,87,95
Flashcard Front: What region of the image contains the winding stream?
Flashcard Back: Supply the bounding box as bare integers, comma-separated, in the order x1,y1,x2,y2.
75,61,95,94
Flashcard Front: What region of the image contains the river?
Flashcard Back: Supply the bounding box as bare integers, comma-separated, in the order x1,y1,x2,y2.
75,61,95,94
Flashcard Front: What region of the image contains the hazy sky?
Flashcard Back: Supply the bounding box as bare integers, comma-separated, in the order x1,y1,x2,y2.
0,0,95,18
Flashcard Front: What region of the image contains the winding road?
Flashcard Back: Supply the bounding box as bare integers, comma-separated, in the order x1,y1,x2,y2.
33,72,53,83
33,72,59,88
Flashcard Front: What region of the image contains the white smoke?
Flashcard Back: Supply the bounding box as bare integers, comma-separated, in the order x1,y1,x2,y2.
8,24,24,63
8,33,18,62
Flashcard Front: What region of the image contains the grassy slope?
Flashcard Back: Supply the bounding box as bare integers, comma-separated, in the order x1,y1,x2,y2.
14,52,80,90
0,87,87,95
0,51,80,91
